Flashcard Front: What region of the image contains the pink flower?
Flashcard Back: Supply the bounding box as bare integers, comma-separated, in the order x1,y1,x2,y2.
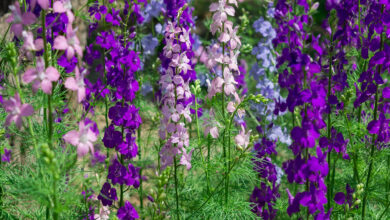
179,28,191,48
171,53,192,74
6,2,36,37
37,0,50,9
53,0,74,23
219,25,241,50
171,123,189,149
22,31,44,51
206,44,221,69
64,67,86,102
53,26,82,60
165,21,181,38
160,143,179,170
94,206,110,220
180,148,194,170
235,125,250,149
228,50,240,72
3,94,34,128
203,108,220,139
23,58,60,94
227,101,235,113
209,0,235,34
207,77,224,98
63,120,97,157
223,67,237,95
210,0,235,22
176,103,192,123
163,39,181,58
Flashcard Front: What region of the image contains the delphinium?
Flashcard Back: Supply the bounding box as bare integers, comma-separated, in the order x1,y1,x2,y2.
349,1,390,218
248,4,287,219
84,0,146,219
205,0,255,210
2,0,101,219
158,1,196,218
273,0,332,218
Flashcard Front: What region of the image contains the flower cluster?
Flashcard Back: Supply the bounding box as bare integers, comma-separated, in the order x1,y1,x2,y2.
85,1,145,218
158,1,195,170
206,0,249,144
250,134,281,219
273,0,332,218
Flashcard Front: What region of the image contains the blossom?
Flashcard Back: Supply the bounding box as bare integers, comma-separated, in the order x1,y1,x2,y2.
22,31,43,51
3,94,34,128
106,8,121,26
171,52,192,74
53,26,83,60
180,148,194,170
203,108,220,138
1,148,11,163
141,34,159,56
6,2,36,37
219,25,241,49
63,120,98,157
235,125,250,149
179,27,191,48
89,3,108,20
117,201,139,220
102,125,122,149
37,0,50,9
209,0,235,34
64,67,86,102
94,206,110,220
124,163,140,187
98,182,118,206
108,159,128,185
23,58,60,94
53,0,75,23
163,39,181,58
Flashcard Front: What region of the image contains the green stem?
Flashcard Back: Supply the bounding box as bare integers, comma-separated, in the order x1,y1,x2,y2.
138,127,144,218
220,22,229,206
187,140,252,219
42,9,58,220
361,6,385,218
327,34,334,211
361,90,379,219
174,156,180,220
207,135,211,194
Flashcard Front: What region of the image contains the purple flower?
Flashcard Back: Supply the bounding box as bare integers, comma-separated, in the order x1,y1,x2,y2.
91,150,106,166
1,148,11,163
117,133,138,159
108,159,127,185
117,201,139,220
300,183,327,214
98,182,118,206
108,103,142,129
58,54,78,73
89,2,107,20
250,182,279,219
106,8,121,26
123,163,140,187
103,125,122,149
334,192,345,205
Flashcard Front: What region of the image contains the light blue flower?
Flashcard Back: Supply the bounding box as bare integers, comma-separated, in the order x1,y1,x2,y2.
141,34,159,56
142,0,166,23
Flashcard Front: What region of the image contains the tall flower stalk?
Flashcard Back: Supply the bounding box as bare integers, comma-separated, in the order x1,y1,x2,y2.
158,2,195,218
207,0,248,206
